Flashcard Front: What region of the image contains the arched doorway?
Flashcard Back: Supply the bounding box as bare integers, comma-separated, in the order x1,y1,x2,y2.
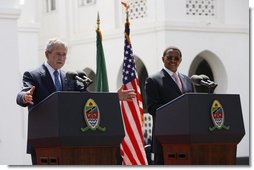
189,50,227,93
82,67,96,92
192,59,214,93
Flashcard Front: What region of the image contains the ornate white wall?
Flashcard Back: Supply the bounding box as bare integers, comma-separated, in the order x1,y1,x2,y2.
0,0,249,165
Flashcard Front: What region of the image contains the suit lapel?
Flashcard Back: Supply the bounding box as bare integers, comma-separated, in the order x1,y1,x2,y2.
178,73,185,92
60,71,68,91
161,69,182,94
40,64,56,93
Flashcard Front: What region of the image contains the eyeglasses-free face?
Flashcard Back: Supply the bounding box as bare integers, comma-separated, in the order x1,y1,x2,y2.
46,44,67,70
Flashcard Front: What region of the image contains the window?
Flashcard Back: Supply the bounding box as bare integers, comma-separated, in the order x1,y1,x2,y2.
79,0,96,7
51,0,56,11
46,0,56,12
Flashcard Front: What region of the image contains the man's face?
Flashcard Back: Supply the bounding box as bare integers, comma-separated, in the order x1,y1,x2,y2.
162,49,182,72
46,45,67,70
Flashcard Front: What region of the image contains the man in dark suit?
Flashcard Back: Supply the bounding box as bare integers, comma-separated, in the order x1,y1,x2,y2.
145,46,194,164
16,39,86,164
17,38,136,165
16,41,85,111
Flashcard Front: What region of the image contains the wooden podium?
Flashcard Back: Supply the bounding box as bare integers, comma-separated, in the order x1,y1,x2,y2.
154,93,245,165
28,92,125,165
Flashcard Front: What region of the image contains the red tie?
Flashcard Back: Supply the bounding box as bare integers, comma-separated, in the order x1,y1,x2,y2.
172,73,182,92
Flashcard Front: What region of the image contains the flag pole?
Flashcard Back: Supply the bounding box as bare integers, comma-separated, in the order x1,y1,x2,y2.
121,2,129,24
97,12,100,31
120,2,148,165
121,2,131,46
95,11,109,92
96,12,102,40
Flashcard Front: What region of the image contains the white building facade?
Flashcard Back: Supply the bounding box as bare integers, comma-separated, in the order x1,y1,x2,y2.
0,0,249,165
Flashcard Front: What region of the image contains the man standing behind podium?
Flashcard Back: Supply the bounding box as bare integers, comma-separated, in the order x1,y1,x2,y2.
16,39,86,112
16,38,136,164
16,38,87,164
145,46,194,164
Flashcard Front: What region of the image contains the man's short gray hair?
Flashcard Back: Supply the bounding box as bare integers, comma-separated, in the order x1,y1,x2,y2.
45,38,68,53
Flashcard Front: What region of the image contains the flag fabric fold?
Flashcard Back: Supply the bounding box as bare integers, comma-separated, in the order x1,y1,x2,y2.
95,28,109,92
120,21,148,165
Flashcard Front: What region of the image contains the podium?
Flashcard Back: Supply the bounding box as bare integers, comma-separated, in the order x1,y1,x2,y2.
154,93,245,165
28,91,125,165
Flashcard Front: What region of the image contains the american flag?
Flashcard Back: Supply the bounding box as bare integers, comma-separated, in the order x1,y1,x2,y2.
120,21,148,165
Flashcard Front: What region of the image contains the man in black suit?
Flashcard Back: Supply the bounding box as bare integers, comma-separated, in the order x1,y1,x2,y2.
16,39,87,164
145,46,194,164
16,39,85,112
17,38,136,164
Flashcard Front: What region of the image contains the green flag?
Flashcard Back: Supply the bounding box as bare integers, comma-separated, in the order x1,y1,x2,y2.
95,28,109,92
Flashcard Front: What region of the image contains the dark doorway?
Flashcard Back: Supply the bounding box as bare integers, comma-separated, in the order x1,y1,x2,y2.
83,68,96,92
194,59,214,93
135,57,149,112
137,64,148,113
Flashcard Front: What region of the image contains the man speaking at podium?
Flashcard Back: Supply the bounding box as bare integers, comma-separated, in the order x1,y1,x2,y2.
16,38,135,165
16,39,85,112
145,46,194,164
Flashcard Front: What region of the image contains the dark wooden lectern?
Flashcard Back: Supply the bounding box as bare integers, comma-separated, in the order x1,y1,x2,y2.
28,92,124,165
154,93,245,165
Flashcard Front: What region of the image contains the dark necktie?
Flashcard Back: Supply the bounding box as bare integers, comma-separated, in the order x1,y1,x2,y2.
54,70,62,91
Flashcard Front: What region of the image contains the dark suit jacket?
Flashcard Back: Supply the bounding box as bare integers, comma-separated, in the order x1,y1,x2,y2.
16,64,86,153
16,64,85,111
144,69,194,163
145,69,194,117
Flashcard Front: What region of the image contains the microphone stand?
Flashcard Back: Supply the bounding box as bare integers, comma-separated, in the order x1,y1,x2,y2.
207,83,218,93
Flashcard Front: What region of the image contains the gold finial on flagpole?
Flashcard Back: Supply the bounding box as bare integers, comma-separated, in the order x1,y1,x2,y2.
97,12,100,31
121,2,129,24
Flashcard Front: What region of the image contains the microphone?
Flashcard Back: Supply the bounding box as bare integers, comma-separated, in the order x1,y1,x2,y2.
191,74,217,88
66,71,86,83
199,74,209,81
190,75,203,86
199,74,217,88
76,70,93,87
77,71,93,84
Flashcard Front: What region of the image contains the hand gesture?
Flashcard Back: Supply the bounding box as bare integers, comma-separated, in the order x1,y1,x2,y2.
23,86,35,105
117,85,136,101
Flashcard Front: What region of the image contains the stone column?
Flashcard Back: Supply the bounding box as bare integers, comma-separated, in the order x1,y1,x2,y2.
0,0,29,165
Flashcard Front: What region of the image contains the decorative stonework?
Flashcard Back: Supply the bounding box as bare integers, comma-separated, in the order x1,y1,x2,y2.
128,0,147,20
143,114,152,141
186,0,216,17
0,8,21,19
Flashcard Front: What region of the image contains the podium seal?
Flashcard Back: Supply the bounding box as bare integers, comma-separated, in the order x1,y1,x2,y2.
209,99,230,131
81,98,106,132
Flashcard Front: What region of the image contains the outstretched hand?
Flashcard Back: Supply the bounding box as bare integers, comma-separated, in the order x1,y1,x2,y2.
23,86,35,105
117,86,136,101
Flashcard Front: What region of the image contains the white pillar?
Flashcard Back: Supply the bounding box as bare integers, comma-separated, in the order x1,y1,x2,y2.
18,0,40,73
17,0,40,165
0,0,26,165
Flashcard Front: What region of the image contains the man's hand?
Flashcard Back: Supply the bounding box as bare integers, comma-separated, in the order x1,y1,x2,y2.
117,86,136,101
23,86,35,105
